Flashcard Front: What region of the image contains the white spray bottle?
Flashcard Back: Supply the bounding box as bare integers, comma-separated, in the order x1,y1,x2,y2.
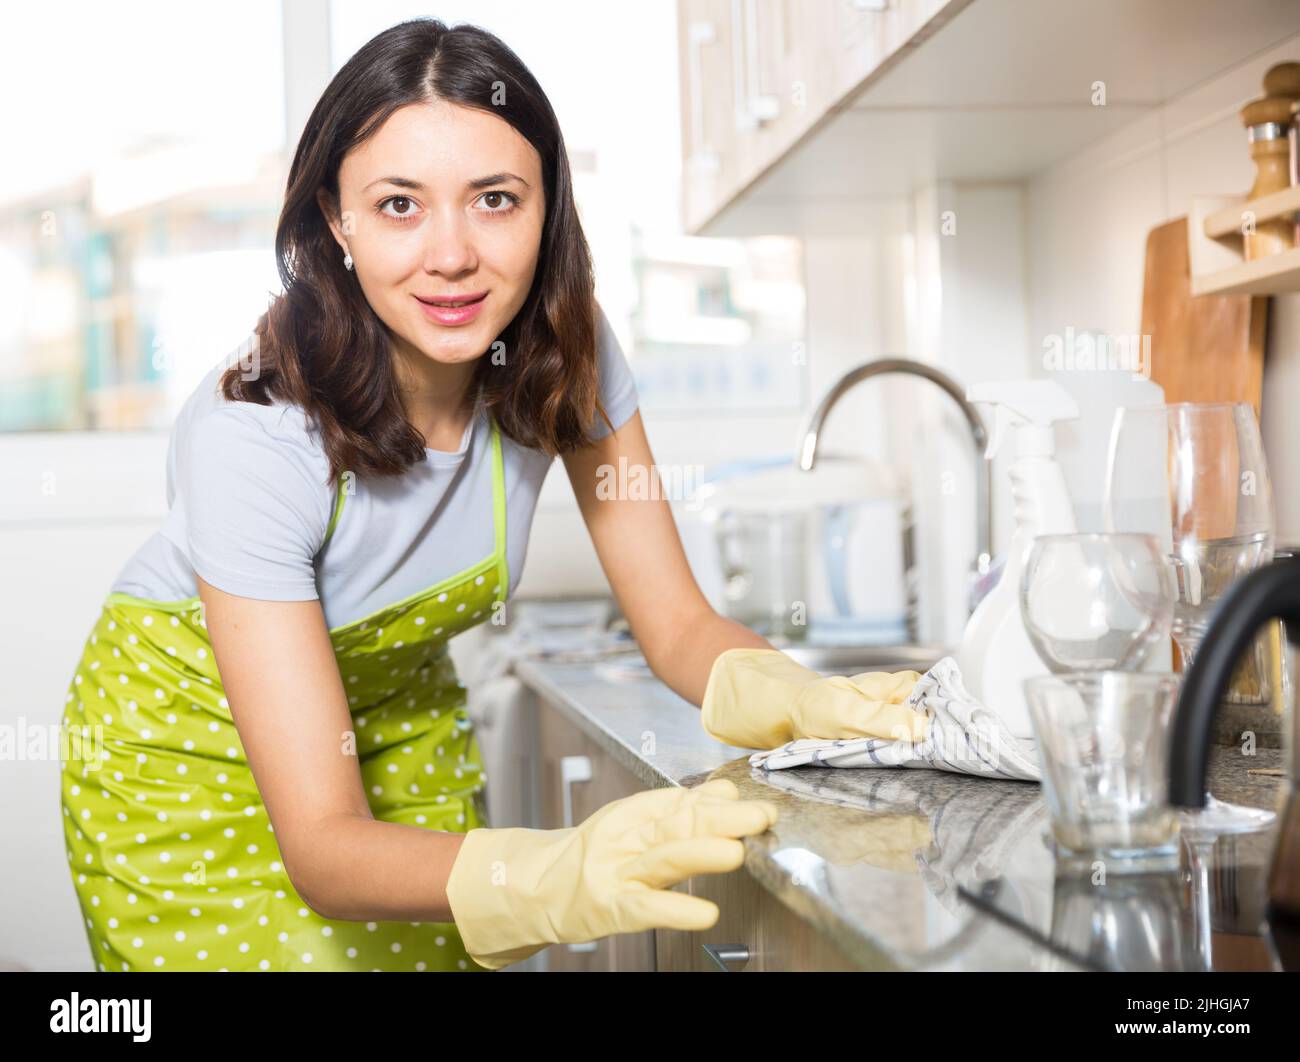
955,381,1080,738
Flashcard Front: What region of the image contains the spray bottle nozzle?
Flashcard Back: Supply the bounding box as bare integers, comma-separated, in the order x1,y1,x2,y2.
967,380,1079,460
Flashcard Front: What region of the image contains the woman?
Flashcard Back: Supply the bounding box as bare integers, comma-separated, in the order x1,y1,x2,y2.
58,17,800,973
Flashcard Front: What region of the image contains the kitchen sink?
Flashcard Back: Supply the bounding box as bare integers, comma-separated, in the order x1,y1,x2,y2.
587,641,950,683
775,643,950,676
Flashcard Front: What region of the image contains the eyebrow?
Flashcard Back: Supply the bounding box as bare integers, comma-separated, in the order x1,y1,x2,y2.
362,172,530,193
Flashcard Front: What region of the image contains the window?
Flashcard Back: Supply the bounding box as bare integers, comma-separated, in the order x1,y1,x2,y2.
1,2,807,432
0,0,286,430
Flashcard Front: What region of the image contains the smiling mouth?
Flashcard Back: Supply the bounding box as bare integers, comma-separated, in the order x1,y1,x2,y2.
414,292,488,307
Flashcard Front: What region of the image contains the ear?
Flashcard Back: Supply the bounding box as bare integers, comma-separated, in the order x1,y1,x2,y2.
316,187,346,253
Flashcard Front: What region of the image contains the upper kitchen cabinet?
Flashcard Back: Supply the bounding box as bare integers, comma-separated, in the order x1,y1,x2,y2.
678,0,1300,238
678,0,966,234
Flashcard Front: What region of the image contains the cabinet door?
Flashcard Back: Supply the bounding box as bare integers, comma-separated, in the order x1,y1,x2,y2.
681,0,809,230
729,0,781,180
731,0,834,181
536,699,657,971
678,0,739,233
829,0,889,99
656,865,765,971
677,0,966,233
774,0,838,134
752,882,871,971
655,860,866,971
830,0,961,102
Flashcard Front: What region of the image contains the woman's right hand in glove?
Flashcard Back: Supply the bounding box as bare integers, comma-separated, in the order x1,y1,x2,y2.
444,778,778,970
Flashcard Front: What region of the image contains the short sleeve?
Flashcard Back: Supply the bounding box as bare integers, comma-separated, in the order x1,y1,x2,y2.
587,302,640,440
181,405,333,601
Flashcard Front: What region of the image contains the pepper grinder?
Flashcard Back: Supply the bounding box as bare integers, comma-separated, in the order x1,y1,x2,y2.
1240,94,1295,259
1262,62,1300,245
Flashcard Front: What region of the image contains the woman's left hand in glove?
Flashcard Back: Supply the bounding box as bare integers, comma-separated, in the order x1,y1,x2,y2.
700,648,927,750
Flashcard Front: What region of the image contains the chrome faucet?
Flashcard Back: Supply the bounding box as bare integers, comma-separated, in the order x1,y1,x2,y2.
796,358,993,613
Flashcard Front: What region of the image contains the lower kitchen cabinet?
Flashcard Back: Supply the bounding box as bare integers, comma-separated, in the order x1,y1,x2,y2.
535,697,657,971
654,866,864,972
534,694,866,972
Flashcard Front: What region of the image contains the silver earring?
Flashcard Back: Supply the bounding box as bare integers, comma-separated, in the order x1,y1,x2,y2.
343,251,353,271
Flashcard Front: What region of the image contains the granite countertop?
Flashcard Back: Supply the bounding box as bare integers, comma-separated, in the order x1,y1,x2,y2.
509,626,1293,972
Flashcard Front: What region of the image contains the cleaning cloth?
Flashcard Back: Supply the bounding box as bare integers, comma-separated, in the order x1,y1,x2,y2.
748,657,1041,782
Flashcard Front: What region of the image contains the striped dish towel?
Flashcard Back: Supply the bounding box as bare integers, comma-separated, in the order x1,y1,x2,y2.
748,657,1041,782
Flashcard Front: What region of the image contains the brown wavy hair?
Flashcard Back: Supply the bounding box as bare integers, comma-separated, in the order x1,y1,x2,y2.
220,17,613,484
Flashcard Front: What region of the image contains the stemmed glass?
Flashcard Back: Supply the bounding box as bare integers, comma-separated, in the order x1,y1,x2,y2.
1104,402,1276,835
1021,533,1174,673
1018,533,1179,868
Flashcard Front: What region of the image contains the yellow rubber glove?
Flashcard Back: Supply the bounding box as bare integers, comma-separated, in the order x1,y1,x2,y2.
444,778,779,970
700,647,928,749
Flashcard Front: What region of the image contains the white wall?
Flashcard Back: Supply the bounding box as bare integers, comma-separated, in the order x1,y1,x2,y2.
905,181,1032,644
1026,33,1300,543
761,32,1300,644
0,433,173,969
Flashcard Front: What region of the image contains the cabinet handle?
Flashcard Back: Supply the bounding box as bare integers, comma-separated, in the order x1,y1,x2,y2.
703,942,750,970
850,0,889,10
732,0,779,131
687,20,720,173
559,754,591,829
559,754,598,954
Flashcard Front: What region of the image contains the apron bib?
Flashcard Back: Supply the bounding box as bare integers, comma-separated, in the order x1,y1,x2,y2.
59,416,510,971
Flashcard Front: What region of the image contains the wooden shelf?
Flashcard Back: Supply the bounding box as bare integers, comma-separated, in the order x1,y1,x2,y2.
1191,244,1300,297
1203,185,1300,240
1189,191,1300,297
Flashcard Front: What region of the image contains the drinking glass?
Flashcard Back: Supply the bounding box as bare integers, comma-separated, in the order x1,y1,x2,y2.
1025,672,1181,869
1021,532,1173,673
1104,402,1275,833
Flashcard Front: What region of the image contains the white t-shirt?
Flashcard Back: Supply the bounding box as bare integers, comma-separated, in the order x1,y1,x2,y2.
110,304,639,630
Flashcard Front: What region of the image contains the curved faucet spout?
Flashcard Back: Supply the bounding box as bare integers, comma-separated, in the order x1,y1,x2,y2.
796,357,993,600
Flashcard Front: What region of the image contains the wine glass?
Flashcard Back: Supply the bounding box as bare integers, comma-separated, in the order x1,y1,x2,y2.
1021,532,1174,673
1104,402,1276,834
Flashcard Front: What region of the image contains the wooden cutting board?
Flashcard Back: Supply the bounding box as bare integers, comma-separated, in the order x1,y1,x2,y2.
1141,216,1267,421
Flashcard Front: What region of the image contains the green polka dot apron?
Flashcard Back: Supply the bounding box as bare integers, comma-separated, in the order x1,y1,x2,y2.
59,416,510,971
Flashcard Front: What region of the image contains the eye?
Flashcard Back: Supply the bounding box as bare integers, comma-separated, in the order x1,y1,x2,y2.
377,195,420,222
478,190,521,215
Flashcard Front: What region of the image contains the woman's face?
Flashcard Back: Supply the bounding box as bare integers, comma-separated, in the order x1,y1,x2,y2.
322,100,545,370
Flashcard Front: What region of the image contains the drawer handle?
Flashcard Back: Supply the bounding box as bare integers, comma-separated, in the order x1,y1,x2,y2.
703,943,750,970
687,20,720,172
559,755,591,829
559,756,594,953
732,0,779,130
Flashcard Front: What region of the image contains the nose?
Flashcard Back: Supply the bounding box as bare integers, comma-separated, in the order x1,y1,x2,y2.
419,204,478,277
